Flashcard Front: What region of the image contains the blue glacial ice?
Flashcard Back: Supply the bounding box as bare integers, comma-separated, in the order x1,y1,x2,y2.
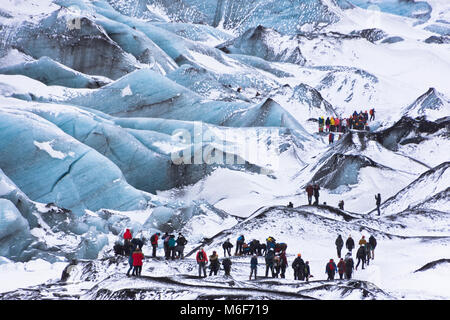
0,7,140,80
132,0,341,34
0,56,112,89
0,107,150,215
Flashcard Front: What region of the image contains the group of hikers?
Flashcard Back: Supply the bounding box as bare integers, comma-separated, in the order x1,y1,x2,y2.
329,234,377,280
115,229,378,283
197,235,312,281
113,229,188,277
318,109,376,144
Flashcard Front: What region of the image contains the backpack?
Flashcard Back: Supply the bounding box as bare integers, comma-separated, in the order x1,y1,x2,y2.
198,251,204,261
150,234,156,243
328,262,335,272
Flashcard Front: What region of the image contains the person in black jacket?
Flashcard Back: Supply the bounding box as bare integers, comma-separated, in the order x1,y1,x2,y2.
313,184,320,205
249,239,260,256
304,261,311,282
209,251,220,276
175,233,188,259
355,245,366,270
369,235,377,259
222,239,233,257
344,252,354,279
335,235,344,258
292,254,305,280
346,235,355,253
131,237,144,251
375,193,381,215
222,257,232,276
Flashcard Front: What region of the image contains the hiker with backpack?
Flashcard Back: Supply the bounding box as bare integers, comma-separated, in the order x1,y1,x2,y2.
369,108,375,121
150,232,160,258
344,252,354,279
305,184,314,205
356,245,366,270
292,253,305,280
335,235,344,258
222,257,232,276
209,251,220,276
325,259,337,281
235,235,245,255
175,233,188,259
196,247,208,278
222,239,233,257
266,236,276,251
250,255,258,280
248,239,260,256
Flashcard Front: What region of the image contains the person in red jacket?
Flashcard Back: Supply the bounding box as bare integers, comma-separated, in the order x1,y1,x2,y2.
150,232,160,258
132,248,144,277
123,228,132,245
337,258,346,280
196,247,208,278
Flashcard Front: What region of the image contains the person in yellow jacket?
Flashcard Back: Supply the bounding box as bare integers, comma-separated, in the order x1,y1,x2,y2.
330,117,335,132
359,235,367,246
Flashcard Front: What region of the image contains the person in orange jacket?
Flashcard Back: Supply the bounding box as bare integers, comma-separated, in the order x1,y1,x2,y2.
196,247,208,278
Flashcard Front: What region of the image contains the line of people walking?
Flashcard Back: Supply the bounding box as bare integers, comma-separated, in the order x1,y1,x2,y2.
330,234,377,280
115,228,378,282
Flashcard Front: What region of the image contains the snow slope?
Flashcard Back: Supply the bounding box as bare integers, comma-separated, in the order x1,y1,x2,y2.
0,0,449,300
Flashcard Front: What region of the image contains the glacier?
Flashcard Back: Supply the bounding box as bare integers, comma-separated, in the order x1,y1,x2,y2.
0,0,449,302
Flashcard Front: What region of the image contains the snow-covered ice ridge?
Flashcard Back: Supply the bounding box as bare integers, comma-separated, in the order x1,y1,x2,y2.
0,0,449,300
